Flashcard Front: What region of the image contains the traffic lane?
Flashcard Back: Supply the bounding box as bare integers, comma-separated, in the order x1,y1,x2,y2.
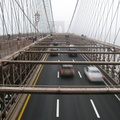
21,53,100,120
36,64,60,85
58,54,105,86
59,95,99,120
90,94,120,120
21,52,120,120
58,53,120,119
74,54,120,119
21,94,57,120
37,53,80,86
66,54,106,86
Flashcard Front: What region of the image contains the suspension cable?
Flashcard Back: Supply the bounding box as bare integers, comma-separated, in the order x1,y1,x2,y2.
42,0,52,33
67,0,79,33
14,0,39,33
98,0,114,40
94,0,108,38
49,0,55,33
0,1,8,36
113,0,120,44
104,1,120,42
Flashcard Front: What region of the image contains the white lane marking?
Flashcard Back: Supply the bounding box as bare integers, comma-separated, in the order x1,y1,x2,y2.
81,53,120,102
56,99,59,117
103,79,120,102
72,59,75,61
57,71,59,78
114,94,120,101
103,80,109,87
78,71,82,78
90,99,100,118
58,60,60,61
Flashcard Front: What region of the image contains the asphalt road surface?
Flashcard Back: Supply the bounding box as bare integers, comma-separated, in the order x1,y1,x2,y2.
21,48,120,120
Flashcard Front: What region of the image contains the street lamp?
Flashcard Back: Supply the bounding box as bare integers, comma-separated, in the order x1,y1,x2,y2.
34,11,40,37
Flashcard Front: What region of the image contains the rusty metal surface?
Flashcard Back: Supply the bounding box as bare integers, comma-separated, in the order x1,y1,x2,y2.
1,60,120,65
31,46,110,48
23,51,120,54
0,86,120,94
0,33,120,119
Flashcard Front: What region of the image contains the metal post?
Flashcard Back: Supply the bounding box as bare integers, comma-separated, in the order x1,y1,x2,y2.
34,11,40,39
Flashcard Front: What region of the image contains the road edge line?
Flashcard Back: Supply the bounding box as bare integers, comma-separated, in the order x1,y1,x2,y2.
18,55,48,120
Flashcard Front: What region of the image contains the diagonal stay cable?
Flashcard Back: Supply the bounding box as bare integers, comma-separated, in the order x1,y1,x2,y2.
0,1,8,35
98,0,114,39
49,0,55,33
104,1,120,42
14,0,39,33
42,0,52,33
67,0,79,33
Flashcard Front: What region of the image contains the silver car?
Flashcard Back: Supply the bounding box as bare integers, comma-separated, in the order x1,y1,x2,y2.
84,66,104,82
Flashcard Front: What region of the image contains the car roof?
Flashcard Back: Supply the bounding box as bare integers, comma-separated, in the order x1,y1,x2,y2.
51,48,57,50
69,48,77,51
62,64,73,68
87,66,99,71
69,44,74,46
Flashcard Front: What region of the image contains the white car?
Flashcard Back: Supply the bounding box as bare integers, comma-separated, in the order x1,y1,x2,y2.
84,66,104,82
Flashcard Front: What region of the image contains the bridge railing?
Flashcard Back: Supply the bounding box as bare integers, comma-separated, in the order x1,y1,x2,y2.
0,35,51,119
0,34,120,119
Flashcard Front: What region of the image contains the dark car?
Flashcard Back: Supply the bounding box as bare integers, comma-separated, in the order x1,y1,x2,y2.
50,48,58,56
59,65,75,77
53,42,59,46
68,48,77,57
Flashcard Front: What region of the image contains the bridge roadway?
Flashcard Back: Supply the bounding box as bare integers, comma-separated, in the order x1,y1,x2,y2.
20,47,120,120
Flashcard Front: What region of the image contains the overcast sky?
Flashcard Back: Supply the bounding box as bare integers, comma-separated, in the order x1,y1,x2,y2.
51,0,78,22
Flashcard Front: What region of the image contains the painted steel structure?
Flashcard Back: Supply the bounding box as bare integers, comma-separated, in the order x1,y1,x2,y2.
0,34,120,119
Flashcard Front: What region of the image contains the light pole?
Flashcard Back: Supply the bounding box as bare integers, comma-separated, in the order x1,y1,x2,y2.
34,11,40,38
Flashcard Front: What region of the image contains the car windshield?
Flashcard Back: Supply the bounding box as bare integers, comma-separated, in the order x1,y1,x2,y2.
90,70,100,73
69,48,77,51
62,65,73,69
63,67,71,69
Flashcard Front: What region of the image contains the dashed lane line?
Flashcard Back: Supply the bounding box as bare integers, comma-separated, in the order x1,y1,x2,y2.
90,99,100,118
56,99,60,117
78,71,82,78
57,71,60,78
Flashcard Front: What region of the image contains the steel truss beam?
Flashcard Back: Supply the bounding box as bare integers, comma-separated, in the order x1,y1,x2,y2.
31,46,109,48
0,87,120,94
1,60,120,65
24,51,120,54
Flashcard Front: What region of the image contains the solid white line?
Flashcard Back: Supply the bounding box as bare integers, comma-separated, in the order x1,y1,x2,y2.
56,99,59,117
57,71,59,78
90,99,100,118
103,80,109,87
114,94,120,101
81,52,120,102
103,79,120,102
72,59,75,61
78,71,82,78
